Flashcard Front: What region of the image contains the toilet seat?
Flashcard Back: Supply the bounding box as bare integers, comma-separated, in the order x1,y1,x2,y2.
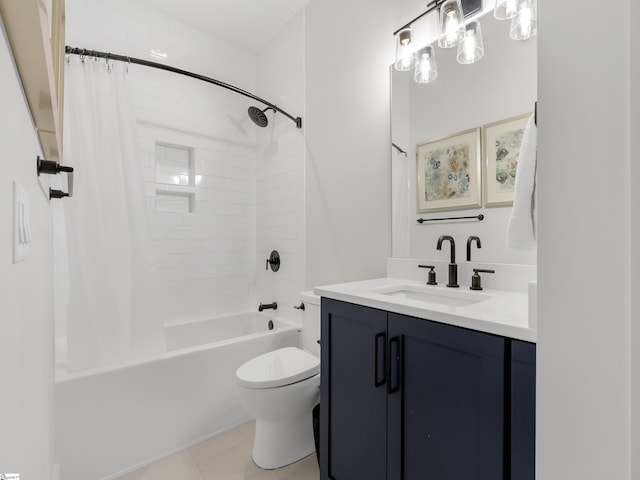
236,347,320,389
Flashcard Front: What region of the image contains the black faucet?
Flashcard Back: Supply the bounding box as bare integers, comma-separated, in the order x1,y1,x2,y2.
466,236,481,261
437,235,459,288
258,302,277,312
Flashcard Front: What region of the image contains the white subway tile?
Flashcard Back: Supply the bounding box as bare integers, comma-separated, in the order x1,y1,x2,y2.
148,212,185,227
150,225,172,240
152,239,203,254
155,254,184,267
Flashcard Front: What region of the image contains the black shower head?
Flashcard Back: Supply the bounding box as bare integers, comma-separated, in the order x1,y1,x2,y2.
248,106,275,127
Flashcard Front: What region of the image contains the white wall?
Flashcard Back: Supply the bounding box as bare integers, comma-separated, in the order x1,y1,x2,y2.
254,11,306,317
304,0,394,289
0,18,55,480
398,14,537,265
537,0,633,478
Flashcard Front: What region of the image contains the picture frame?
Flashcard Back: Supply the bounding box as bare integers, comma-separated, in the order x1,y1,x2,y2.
415,127,482,213
483,113,531,206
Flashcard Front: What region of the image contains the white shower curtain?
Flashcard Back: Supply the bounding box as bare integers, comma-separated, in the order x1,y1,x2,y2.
63,56,165,372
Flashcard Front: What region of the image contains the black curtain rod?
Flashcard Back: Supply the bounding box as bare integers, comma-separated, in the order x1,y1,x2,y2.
65,46,303,129
392,142,408,156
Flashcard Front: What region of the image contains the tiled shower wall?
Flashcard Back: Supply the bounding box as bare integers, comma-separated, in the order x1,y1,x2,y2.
254,11,306,319
56,0,305,365
140,124,257,325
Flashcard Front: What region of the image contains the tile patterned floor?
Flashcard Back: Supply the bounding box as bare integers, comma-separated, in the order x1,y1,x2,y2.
115,421,319,480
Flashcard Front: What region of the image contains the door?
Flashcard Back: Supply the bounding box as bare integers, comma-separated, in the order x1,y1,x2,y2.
321,298,388,480
387,313,505,480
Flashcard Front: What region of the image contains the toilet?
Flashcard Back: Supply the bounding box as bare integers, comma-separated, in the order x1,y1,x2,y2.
236,291,321,469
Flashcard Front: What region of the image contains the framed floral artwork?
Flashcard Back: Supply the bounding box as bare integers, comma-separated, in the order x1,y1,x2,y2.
483,113,531,206
415,127,482,213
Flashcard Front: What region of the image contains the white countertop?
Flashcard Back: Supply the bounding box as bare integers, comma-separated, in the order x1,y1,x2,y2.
315,277,536,343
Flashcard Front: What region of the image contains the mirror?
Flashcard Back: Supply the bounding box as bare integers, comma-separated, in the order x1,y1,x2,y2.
391,13,537,265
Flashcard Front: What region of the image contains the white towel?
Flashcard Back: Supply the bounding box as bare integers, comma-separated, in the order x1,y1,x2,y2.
507,113,537,250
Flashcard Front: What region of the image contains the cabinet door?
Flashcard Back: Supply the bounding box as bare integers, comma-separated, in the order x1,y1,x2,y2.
511,340,536,480
387,314,505,480
320,298,388,480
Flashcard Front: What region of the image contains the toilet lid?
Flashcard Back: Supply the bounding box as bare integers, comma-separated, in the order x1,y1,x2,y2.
236,347,320,388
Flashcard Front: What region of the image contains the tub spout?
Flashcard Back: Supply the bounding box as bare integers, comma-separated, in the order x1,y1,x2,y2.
258,302,278,312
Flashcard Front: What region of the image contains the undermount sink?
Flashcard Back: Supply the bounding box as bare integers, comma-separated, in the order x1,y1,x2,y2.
370,285,491,307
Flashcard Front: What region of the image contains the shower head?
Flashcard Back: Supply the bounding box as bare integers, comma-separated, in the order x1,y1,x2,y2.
248,106,275,127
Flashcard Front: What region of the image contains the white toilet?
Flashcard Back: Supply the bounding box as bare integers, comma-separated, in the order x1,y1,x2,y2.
236,291,321,469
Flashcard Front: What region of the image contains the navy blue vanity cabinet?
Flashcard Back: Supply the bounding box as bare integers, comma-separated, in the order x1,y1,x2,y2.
320,298,508,480
387,312,505,480
510,340,536,480
320,298,388,480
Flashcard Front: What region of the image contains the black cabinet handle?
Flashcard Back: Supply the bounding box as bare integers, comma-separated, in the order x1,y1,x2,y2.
388,337,401,394
374,332,386,388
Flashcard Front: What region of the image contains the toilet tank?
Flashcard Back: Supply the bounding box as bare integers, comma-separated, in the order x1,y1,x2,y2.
301,291,320,357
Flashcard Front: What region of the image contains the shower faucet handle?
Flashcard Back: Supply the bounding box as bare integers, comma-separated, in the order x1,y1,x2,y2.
266,250,280,272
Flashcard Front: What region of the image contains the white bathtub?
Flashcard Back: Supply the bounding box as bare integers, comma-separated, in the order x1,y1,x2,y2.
55,312,301,480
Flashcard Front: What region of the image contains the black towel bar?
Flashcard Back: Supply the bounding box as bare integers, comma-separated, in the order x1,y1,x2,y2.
417,214,484,223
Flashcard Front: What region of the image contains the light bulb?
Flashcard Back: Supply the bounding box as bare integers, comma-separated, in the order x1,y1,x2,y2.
438,0,465,48
456,20,484,64
414,45,438,84
494,0,518,19
445,12,460,43
464,30,476,59
395,28,418,71
510,0,537,40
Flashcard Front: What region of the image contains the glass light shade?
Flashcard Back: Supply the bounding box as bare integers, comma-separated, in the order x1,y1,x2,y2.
510,0,537,40
438,0,466,48
414,45,438,84
394,27,418,71
457,20,484,64
494,0,518,20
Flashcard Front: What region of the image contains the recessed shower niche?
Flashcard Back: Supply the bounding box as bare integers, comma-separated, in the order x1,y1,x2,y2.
155,143,196,213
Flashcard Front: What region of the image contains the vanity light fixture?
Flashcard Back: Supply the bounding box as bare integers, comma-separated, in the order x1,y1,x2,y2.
393,0,483,77
394,0,536,84
393,0,480,72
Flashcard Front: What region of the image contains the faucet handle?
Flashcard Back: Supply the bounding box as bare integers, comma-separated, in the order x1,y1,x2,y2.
418,265,437,285
470,268,495,291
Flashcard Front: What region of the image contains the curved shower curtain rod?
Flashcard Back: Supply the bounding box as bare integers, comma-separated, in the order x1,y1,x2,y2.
65,46,303,129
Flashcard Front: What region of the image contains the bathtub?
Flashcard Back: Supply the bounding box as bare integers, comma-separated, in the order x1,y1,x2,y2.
55,312,301,480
